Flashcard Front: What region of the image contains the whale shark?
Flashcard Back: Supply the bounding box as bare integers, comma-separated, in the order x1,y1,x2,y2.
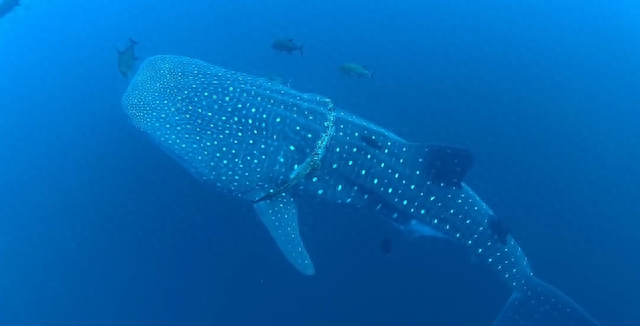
122,55,603,326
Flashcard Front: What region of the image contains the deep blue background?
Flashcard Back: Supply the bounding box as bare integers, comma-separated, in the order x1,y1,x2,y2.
1,0,639,325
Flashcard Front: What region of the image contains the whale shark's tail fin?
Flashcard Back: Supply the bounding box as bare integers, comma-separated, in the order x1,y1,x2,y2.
492,278,601,326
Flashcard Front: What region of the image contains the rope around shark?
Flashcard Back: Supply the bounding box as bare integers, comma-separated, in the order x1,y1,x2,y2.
253,98,337,204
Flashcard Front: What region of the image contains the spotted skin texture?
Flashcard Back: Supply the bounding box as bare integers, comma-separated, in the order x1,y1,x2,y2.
122,55,602,326
123,55,329,275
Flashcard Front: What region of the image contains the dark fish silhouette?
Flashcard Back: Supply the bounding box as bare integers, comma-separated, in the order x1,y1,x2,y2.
0,0,20,19
265,74,292,88
271,39,304,56
117,38,140,78
340,63,375,79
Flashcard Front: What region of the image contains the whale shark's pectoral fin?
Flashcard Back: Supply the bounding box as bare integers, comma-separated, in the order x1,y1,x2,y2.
253,192,315,275
423,145,474,188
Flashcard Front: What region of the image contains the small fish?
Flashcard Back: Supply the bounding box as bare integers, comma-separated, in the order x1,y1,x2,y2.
340,63,375,79
380,237,392,255
0,0,20,19
271,39,304,56
117,38,140,78
265,74,292,87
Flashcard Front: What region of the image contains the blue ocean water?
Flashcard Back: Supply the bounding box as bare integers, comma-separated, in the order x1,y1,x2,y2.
1,0,639,325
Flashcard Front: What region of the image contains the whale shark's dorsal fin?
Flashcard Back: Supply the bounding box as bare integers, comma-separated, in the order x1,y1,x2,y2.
423,145,474,187
253,191,315,275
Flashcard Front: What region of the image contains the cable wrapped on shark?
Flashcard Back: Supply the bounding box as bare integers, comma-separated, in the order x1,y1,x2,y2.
122,55,603,326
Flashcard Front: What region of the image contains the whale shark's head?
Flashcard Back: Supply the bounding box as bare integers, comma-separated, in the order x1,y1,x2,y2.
121,55,326,275
121,55,334,193
121,55,197,133
120,55,261,183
